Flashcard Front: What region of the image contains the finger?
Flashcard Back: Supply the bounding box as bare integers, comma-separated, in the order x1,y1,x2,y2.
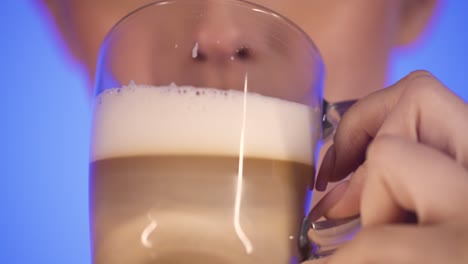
311,160,366,220
376,73,468,169
316,70,434,185
309,168,368,223
326,225,465,264
302,258,328,264
315,71,468,222
307,181,355,221
361,135,468,226
316,144,336,191
323,166,366,219
315,130,468,226
302,258,327,264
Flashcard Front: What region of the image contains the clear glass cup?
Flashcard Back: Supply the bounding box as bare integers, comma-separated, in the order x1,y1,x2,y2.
89,0,351,263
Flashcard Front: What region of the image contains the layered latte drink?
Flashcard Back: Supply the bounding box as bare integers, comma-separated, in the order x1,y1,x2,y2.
90,84,320,263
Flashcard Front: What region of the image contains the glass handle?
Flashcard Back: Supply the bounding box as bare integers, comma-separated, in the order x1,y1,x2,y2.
298,99,360,261
299,214,362,261
312,215,362,259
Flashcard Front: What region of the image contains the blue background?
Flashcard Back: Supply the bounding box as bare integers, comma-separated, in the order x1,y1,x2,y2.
0,0,466,263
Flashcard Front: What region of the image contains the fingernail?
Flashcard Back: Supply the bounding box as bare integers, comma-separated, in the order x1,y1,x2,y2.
325,181,359,219
316,145,336,192
307,180,349,222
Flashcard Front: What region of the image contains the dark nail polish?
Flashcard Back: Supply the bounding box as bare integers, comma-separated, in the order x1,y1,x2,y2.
316,145,336,191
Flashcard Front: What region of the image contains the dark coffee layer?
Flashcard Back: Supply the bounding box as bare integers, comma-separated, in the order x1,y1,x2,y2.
90,155,313,264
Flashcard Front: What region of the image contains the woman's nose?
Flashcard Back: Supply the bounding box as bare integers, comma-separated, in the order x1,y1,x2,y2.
193,5,252,62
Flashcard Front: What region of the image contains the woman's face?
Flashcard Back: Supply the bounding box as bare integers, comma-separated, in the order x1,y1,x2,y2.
44,0,435,100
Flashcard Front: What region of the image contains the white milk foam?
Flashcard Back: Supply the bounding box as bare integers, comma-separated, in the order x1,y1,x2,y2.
91,84,320,165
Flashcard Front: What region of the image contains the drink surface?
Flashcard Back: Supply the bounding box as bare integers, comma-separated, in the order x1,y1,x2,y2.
91,83,318,163
90,84,319,263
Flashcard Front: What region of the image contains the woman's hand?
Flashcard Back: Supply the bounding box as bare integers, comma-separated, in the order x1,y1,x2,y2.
307,71,468,263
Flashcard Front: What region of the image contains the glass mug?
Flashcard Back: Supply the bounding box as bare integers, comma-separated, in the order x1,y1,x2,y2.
90,0,359,263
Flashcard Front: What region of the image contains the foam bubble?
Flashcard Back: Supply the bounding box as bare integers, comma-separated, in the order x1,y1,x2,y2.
91,84,320,164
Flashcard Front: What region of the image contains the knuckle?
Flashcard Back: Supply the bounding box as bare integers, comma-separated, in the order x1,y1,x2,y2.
366,135,397,161
406,69,434,80
402,70,445,101
365,135,406,175
396,71,449,123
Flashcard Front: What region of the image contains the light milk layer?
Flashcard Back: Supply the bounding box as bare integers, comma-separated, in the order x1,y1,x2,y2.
91,84,320,165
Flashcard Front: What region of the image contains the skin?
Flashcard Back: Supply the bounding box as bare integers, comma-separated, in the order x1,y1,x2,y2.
42,0,436,101
41,0,438,201
41,0,468,263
